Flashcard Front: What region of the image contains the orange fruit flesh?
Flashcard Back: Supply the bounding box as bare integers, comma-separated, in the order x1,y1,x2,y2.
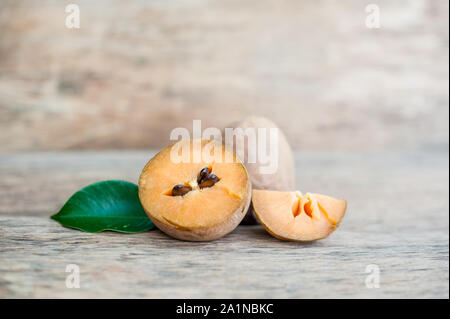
139,139,249,229
252,190,347,241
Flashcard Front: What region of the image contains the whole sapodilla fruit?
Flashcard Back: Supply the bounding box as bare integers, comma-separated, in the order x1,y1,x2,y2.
138,139,251,241
223,116,295,224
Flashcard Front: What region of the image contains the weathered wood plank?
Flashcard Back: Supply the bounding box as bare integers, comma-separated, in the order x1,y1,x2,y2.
0,151,448,298
0,217,448,298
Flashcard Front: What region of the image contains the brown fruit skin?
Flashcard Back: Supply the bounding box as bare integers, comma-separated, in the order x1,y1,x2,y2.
223,116,296,224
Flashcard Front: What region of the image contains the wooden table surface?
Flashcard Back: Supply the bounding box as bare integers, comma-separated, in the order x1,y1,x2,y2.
0,150,448,298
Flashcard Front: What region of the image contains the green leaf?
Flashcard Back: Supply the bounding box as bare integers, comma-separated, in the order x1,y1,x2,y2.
51,180,154,233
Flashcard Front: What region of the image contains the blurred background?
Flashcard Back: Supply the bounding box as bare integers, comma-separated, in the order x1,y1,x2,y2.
0,0,448,152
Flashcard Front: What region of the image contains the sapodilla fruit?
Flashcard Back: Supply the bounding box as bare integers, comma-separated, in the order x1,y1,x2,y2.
138,139,251,241
252,190,347,241
223,116,295,224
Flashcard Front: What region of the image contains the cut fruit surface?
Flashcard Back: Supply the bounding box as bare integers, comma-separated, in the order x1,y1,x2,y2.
252,190,347,241
139,139,251,241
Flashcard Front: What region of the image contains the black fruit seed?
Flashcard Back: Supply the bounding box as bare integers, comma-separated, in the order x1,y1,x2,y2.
199,174,220,189
172,184,192,196
197,167,212,184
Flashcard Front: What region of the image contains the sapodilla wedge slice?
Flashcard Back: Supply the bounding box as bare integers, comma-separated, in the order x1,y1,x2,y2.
252,190,347,241
138,139,251,241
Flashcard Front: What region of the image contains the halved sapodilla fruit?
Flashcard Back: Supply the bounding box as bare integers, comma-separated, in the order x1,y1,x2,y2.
252,190,347,241
138,139,251,241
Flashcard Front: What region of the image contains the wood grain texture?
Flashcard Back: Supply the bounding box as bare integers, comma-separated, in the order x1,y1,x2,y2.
0,0,448,152
0,217,448,299
0,151,448,298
